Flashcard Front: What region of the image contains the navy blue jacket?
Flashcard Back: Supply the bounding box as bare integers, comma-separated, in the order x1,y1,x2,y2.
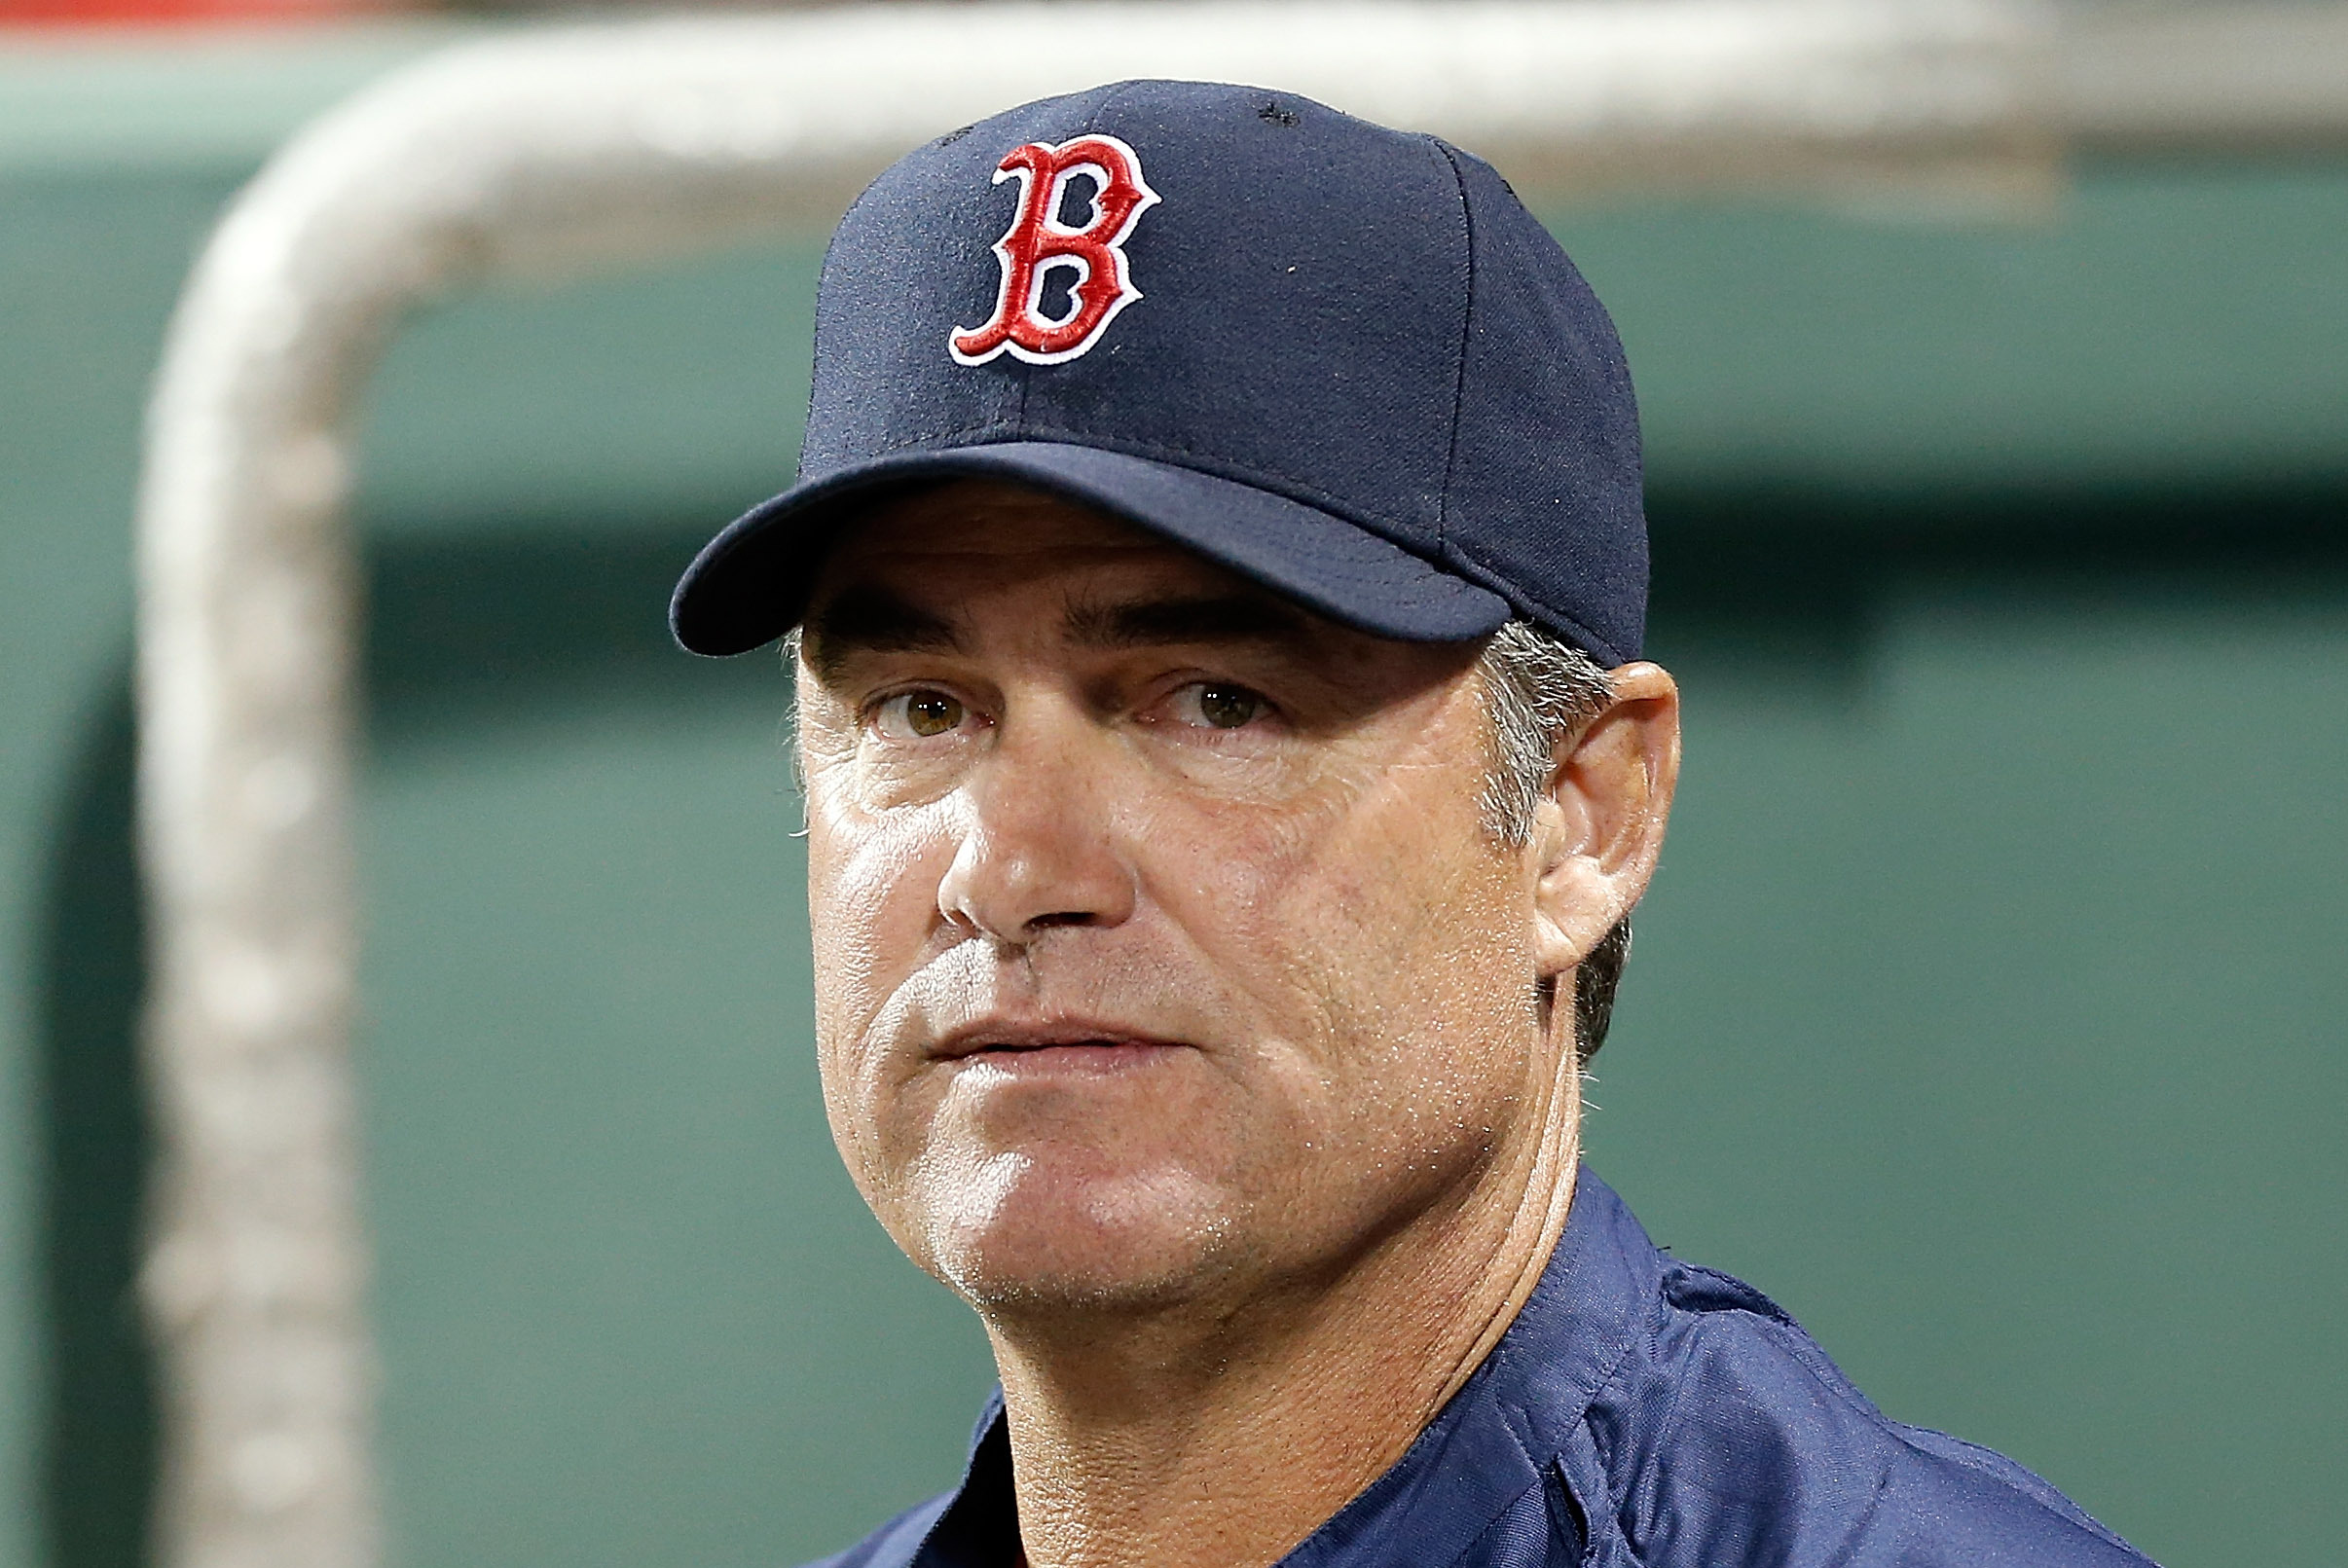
817,1171,2153,1568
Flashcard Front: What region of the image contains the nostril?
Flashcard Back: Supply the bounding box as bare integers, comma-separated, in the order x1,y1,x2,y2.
1025,910,1099,931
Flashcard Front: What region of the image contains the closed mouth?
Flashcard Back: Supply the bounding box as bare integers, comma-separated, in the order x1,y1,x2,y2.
930,1021,1189,1062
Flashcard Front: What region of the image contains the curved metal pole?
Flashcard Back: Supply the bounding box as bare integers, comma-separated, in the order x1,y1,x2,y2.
155,1,2347,1563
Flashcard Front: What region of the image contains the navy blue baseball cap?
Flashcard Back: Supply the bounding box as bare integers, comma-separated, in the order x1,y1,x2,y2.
671,79,1647,664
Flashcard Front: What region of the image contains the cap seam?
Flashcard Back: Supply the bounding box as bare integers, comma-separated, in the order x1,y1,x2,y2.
1438,531,1628,664
795,181,891,483
1428,135,1479,558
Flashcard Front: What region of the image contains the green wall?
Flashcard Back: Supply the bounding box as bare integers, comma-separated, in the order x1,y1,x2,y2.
6,39,2344,1568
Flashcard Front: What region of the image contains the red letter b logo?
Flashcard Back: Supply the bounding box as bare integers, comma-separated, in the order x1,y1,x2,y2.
950,135,1160,367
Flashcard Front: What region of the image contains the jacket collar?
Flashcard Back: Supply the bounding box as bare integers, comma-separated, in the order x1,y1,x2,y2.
909,1168,1659,1568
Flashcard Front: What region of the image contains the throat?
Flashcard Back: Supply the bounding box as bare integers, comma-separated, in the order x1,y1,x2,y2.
983,1122,1583,1568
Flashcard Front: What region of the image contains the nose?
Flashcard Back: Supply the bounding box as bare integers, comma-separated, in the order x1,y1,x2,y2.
936,708,1138,945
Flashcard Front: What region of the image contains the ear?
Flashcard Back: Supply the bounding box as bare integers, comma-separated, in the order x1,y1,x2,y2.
1527,663,1681,978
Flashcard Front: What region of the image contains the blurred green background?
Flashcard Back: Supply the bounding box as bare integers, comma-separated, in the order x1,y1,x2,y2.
6,23,2346,1568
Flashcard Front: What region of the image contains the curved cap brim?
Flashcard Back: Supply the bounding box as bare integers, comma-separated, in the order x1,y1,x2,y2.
670,442,1513,656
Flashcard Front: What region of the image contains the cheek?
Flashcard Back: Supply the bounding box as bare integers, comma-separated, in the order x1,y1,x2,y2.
804,789,960,1185
1160,754,1517,1012
1150,761,1536,1157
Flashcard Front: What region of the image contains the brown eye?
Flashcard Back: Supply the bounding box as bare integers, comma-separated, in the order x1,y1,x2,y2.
876,690,968,740
902,692,965,737
1187,683,1264,730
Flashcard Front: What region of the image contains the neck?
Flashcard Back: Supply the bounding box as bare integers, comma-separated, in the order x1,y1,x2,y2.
980,1049,1582,1568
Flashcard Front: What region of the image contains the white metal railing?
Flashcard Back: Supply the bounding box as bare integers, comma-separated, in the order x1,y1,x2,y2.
130,4,2348,1566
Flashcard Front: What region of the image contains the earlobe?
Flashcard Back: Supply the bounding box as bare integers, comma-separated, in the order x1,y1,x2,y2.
1528,664,1681,977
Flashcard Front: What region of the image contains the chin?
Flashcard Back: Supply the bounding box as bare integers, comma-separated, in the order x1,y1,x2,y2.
904,1147,1241,1315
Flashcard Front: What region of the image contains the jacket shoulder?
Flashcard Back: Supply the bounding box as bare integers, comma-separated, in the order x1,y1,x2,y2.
795,1491,955,1568
1585,1262,2157,1567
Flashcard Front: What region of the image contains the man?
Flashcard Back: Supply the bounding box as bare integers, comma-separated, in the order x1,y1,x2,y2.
671,81,2153,1568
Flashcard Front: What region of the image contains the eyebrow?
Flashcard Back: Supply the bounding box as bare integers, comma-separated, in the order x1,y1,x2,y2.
800,586,963,678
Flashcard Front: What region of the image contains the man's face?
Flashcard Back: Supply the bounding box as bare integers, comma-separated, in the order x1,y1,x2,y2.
796,481,1566,1318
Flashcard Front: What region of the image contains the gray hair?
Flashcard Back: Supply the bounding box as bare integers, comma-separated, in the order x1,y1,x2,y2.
1474,621,1633,1065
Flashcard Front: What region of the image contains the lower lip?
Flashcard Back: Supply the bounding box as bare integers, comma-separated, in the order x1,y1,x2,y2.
956,1041,1182,1076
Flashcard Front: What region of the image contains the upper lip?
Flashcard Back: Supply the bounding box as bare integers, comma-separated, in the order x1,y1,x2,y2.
929,1017,1190,1060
